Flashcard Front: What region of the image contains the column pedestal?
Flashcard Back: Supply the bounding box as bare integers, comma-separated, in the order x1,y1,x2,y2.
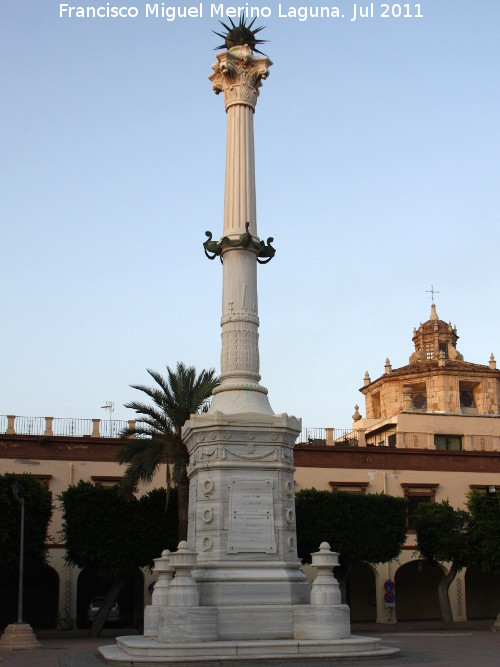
0,623,40,650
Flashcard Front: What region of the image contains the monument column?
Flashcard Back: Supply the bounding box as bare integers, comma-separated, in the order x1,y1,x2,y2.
206,44,274,415
181,41,309,637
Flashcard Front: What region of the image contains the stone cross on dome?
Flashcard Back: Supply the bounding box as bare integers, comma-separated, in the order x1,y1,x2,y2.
426,284,440,303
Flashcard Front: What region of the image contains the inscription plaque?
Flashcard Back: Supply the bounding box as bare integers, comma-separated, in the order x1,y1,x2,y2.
227,479,276,553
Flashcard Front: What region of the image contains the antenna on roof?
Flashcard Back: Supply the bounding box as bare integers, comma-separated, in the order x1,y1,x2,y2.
101,400,115,437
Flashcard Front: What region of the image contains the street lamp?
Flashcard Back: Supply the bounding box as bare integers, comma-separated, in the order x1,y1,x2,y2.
11,481,25,624
0,481,39,648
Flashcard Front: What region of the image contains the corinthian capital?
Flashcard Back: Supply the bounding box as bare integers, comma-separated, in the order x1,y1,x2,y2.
209,45,272,110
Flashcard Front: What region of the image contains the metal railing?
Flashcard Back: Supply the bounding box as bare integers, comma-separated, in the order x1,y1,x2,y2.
99,420,125,439
0,415,130,438
0,414,8,434
10,416,45,435
298,427,358,447
52,418,93,437
300,427,326,444
1,415,359,447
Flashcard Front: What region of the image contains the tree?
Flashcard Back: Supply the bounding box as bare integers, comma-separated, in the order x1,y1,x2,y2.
295,489,407,601
117,362,219,541
414,500,469,628
59,481,178,636
467,490,500,575
467,489,500,630
0,473,53,579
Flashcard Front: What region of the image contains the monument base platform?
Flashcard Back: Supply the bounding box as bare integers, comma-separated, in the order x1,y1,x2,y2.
99,635,399,664
0,623,40,650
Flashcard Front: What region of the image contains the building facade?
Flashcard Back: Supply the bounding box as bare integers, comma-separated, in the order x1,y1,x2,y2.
0,418,164,630
295,305,500,623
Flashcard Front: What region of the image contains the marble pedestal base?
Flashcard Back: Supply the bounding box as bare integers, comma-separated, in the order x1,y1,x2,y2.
103,410,399,664
100,634,399,664
101,602,399,664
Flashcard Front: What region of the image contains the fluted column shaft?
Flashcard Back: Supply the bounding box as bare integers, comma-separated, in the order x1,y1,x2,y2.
223,103,257,236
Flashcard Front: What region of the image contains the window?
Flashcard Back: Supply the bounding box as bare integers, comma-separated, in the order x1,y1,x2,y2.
434,435,462,451
329,482,368,494
401,483,439,531
91,476,122,488
459,381,479,413
388,433,397,448
469,484,498,493
439,342,448,359
460,390,474,408
33,474,52,489
406,382,427,411
425,343,434,359
411,393,427,410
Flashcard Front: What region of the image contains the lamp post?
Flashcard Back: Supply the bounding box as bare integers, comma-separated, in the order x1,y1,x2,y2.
486,485,498,500
11,482,25,624
0,481,39,649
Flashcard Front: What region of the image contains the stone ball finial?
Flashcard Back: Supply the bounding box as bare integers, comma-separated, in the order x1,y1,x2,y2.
352,405,361,421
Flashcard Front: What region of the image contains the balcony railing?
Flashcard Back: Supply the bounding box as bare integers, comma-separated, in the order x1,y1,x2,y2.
299,427,358,447
0,415,135,438
1,415,361,447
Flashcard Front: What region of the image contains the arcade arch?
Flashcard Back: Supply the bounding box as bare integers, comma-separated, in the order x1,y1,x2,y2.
465,567,500,619
76,568,144,628
395,560,442,621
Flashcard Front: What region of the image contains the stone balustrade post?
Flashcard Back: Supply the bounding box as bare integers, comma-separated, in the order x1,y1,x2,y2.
325,428,334,445
6,415,16,434
91,419,100,438
127,420,136,438
44,417,54,436
357,428,367,447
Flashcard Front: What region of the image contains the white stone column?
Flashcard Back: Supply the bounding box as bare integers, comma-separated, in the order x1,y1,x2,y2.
179,42,307,643
208,45,273,415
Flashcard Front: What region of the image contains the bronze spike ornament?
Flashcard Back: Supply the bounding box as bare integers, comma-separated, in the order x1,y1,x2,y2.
213,17,267,55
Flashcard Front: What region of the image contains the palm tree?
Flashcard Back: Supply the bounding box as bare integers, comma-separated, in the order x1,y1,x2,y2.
117,362,219,541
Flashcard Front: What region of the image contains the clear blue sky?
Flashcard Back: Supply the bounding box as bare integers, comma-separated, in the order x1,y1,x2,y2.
1,1,499,430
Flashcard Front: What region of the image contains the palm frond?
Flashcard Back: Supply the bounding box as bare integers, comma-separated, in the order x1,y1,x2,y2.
117,362,219,504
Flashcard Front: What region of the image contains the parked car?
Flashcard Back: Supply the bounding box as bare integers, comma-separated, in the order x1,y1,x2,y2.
87,597,120,623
